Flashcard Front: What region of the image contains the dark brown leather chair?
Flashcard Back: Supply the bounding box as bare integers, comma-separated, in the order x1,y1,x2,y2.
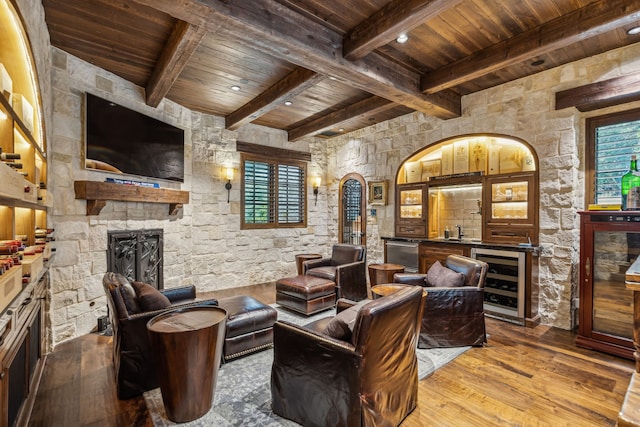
393,254,488,348
303,244,367,301
102,272,218,399
271,286,423,427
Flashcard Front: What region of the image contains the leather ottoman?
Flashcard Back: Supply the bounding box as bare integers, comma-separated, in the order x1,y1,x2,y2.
217,295,277,362
276,275,336,315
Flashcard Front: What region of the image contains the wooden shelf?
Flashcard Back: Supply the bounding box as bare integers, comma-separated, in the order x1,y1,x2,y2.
74,180,189,215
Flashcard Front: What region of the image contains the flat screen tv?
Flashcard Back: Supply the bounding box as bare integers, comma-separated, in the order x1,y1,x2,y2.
85,93,185,182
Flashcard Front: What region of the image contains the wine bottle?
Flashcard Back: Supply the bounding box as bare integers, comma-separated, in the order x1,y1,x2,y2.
4,162,23,169
0,152,20,160
621,155,640,210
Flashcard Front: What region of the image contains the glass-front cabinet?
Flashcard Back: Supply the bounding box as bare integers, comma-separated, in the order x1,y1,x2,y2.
395,184,426,237
484,173,537,244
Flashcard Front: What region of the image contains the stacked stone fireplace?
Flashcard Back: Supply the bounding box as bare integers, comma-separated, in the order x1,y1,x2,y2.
107,229,164,289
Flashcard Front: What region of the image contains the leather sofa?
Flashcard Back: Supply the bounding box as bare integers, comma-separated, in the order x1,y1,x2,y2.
393,254,488,348
271,286,424,427
303,243,367,301
102,272,218,399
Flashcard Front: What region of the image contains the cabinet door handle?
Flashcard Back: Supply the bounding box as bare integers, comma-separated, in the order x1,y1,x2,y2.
585,257,590,279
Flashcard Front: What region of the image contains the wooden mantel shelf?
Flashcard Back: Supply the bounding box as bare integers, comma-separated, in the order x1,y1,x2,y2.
74,181,189,215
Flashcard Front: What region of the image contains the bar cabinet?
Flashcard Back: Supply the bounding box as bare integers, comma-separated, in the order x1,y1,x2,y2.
576,211,639,360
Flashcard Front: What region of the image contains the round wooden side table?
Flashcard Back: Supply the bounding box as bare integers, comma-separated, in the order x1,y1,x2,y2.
295,253,322,275
368,263,405,286
147,306,227,423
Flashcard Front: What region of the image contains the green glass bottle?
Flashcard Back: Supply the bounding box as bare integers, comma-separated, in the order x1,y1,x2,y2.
621,155,640,210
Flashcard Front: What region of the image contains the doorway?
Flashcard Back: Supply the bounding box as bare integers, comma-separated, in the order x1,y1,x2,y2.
339,173,366,246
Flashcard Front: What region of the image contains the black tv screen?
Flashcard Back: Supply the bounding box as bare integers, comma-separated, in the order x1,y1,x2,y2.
85,93,185,182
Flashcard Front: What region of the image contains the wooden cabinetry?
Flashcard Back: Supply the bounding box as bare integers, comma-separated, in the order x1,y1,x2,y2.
576,211,637,360
418,243,469,273
0,272,47,427
394,135,538,245
395,184,427,238
484,173,537,244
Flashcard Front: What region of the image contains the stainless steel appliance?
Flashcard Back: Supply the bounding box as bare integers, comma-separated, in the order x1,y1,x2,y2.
385,240,419,273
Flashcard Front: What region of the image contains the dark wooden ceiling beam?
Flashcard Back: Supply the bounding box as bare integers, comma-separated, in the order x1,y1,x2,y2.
226,68,324,130
555,71,640,112
343,0,463,61
287,96,397,141
145,20,207,107
421,0,640,93
131,0,461,119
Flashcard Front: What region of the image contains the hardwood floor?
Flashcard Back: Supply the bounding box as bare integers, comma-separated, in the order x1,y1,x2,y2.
28,283,634,426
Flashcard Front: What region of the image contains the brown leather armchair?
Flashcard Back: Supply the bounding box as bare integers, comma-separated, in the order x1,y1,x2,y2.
303,244,367,301
102,272,218,399
393,254,488,349
271,286,423,427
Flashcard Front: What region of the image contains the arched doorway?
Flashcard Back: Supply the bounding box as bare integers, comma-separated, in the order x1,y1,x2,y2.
339,173,366,246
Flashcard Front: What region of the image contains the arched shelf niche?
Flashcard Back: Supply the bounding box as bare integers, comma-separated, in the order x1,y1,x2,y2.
394,134,539,245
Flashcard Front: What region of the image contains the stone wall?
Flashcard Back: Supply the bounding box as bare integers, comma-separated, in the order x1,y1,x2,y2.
325,43,640,330
47,49,329,344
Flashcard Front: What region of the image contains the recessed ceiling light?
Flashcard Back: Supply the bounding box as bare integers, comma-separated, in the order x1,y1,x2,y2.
284,100,292,106
627,26,640,35
396,33,408,44
231,85,241,91
339,128,345,132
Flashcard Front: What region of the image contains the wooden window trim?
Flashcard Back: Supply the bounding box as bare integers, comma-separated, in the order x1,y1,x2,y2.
585,108,640,207
240,153,308,230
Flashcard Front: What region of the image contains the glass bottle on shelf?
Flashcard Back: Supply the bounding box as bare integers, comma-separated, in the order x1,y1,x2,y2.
622,155,640,210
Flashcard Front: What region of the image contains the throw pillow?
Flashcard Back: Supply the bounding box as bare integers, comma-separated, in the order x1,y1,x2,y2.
119,281,141,314
323,299,370,341
132,281,171,311
426,261,465,288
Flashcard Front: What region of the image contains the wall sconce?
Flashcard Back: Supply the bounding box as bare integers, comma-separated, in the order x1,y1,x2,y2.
225,166,233,203
313,176,321,205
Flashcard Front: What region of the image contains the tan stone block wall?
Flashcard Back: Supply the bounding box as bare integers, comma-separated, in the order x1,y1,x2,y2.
324,43,640,330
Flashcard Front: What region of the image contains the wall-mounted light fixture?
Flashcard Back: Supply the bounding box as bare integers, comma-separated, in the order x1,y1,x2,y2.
225,166,234,203
313,176,321,205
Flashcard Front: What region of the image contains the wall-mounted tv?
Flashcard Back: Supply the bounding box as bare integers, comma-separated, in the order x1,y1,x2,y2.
85,93,185,182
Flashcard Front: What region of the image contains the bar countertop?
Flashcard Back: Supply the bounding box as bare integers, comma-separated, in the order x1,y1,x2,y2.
381,236,540,253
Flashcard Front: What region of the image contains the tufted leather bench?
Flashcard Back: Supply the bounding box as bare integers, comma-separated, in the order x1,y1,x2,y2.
217,295,277,362
275,275,336,315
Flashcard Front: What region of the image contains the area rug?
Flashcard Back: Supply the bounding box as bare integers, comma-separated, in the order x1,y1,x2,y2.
144,306,470,426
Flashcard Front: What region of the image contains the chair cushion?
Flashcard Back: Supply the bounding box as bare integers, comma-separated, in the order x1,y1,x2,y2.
103,272,141,314
306,266,337,280
132,281,171,311
426,261,465,288
323,299,369,340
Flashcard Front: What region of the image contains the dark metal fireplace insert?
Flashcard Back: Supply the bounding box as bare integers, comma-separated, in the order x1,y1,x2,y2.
107,229,163,289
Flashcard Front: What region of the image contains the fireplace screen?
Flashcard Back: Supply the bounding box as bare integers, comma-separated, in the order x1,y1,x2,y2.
107,229,163,289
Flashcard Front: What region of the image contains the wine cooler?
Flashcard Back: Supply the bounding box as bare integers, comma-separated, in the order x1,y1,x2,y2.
472,248,526,325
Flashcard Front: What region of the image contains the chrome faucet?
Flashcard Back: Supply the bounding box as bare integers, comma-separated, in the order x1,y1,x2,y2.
456,224,464,240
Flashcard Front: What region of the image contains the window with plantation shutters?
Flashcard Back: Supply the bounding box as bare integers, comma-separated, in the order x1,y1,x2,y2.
241,154,307,229
587,109,640,206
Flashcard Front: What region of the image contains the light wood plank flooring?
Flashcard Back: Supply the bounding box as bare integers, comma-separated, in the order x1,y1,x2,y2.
28,283,634,426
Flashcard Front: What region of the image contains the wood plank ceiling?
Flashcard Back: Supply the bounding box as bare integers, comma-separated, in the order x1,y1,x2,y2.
42,0,640,141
